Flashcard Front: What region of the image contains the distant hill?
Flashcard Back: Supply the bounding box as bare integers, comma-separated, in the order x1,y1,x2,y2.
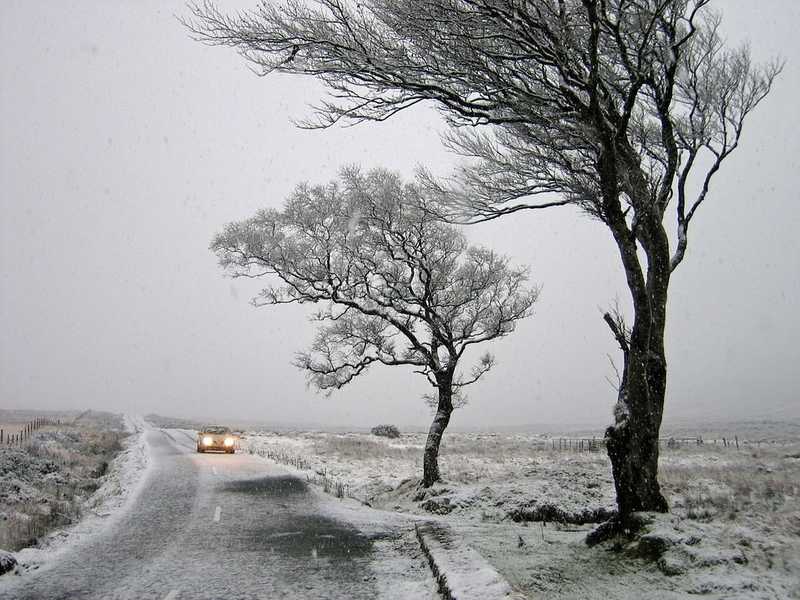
143,412,800,442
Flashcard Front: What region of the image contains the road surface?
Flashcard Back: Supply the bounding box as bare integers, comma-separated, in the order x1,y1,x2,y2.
0,428,437,599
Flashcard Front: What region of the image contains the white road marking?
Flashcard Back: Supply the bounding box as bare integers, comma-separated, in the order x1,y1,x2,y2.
213,506,221,523
163,590,179,600
212,466,218,475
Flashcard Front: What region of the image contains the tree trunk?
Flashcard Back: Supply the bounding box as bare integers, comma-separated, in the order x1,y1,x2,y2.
589,145,672,535
605,215,671,520
422,377,453,487
605,384,669,517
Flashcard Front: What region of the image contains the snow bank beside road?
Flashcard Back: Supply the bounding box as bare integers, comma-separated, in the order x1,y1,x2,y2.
416,521,518,600
82,415,150,517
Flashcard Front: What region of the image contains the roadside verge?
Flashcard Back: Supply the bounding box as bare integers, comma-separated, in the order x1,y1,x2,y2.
415,521,521,600
8,415,151,574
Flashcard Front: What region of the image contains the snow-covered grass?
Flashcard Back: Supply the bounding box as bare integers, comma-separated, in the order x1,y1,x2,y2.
1,414,151,574
242,431,616,521
661,449,798,520
0,412,125,552
242,428,800,599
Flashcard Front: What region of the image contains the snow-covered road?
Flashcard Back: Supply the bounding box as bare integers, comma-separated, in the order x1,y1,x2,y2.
0,427,436,600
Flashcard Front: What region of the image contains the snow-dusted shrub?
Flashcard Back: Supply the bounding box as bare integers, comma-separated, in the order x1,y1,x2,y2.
371,425,400,439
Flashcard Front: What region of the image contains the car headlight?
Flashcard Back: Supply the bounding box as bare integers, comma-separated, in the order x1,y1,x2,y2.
203,436,213,446
224,437,234,447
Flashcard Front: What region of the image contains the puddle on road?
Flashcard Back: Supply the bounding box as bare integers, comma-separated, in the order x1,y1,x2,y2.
219,475,373,561
221,475,309,497
225,513,373,560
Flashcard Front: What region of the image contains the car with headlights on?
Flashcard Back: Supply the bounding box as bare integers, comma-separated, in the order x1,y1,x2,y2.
196,426,238,454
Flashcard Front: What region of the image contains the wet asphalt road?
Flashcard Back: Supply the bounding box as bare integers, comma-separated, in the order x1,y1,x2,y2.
1,428,434,600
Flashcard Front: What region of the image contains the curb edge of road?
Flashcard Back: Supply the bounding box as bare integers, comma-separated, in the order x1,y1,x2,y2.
415,521,522,600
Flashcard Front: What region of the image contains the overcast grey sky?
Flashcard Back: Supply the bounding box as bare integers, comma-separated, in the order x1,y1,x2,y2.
1,1,798,429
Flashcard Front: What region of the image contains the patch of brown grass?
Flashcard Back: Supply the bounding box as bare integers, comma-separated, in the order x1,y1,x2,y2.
660,451,799,521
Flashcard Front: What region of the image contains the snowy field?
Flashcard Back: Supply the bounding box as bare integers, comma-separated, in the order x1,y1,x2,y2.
241,426,800,599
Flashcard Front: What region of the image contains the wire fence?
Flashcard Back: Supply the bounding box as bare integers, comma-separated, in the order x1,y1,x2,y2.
1,417,62,447
542,434,766,452
246,445,351,499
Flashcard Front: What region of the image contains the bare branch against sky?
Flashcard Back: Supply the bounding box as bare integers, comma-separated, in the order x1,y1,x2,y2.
1,1,798,428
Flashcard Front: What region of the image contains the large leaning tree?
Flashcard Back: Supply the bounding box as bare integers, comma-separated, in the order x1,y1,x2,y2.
186,0,781,526
212,168,537,486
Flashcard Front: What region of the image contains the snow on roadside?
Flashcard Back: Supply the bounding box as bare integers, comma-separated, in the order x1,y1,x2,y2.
240,430,617,524
241,429,800,599
10,415,152,573
416,521,519,600
82,415,151,517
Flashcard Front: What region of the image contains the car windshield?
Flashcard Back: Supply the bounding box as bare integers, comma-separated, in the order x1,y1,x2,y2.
202,426,230,435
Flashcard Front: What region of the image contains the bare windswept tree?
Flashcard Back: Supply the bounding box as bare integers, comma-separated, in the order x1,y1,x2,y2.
212,168,537,486
186,0,781,531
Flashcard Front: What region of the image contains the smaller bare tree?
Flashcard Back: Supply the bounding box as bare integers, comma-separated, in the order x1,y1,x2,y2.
212,168,537,486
